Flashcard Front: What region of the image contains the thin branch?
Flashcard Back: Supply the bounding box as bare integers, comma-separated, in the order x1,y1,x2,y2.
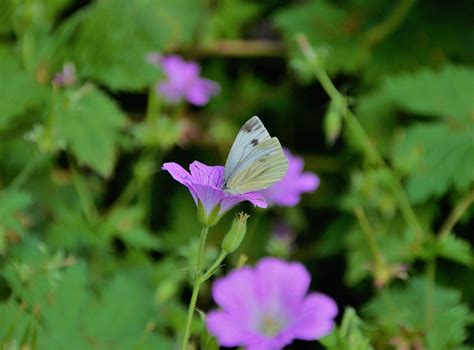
438,188,474,239
193,40,284,57
354,207,385,271
361,0,417,51
297,34,425,241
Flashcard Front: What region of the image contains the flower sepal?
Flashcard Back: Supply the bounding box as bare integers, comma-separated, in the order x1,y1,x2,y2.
197,200,222,227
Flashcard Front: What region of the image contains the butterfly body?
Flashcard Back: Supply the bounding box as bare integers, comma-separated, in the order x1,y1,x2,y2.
223,116,288,194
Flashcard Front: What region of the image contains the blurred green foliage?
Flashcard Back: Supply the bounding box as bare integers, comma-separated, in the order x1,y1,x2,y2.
0,0,473,349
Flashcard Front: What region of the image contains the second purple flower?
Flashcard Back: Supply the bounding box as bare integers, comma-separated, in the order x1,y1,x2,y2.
207,257,338,350
148,54,220,106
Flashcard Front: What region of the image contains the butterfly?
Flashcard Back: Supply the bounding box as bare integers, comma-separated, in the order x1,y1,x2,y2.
223,116,288,194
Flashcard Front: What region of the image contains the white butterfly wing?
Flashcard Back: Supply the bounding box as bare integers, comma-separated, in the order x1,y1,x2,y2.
224,116,271,182
224,116,288,194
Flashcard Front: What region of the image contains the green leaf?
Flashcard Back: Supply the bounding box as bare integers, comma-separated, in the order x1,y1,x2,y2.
0,299,31,346
56,84,126,177
0,46,48,132
3,240,173,350
204,0,261,40
437,234,473,266
383,65,474,120
103,207,163,250
273,0,364,74
393,123,474,203
320,307,373,350
0,190,32,254
56,0,202,91
364,277,472,350
355,92,397,156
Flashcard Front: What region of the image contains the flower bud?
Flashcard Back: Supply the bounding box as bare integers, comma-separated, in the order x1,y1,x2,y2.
324,101,343,146
222,212,249,253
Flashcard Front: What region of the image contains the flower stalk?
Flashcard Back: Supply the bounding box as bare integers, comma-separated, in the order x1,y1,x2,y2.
181,225,209,350
296,34,424,242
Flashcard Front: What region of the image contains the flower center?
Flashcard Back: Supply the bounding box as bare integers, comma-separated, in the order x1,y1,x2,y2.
259,314,284,337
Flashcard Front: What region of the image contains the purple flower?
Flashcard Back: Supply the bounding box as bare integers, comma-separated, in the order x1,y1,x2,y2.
261,149,319,207
149,54,220,106
207,257,338,350
162,161,266,225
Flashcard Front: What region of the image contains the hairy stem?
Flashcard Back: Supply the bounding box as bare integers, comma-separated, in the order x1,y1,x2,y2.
362,0,417,50
437,188,474,239
181,225,209,350
8,153,45,190
201,250,228,282
194,40,284,57
69,157,98,223
425,259,436,330
354,207,385,274
296,34,424,241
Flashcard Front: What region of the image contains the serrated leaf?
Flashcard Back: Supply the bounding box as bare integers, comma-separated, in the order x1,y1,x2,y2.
0,46,48,132
56,85,126,177
56,0,202,91
363,277,472,350
437,234,472,266
394,123,474,203
383,65,474,120
3,241,173,350
320,307,373,350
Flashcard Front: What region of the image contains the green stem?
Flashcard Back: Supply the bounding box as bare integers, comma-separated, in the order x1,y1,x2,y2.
296,35,424,241
437,188,474,239
201,250,228,282
8,153,45,190
146,86,160,126
354,207,385,273
181,225,209,350
361,0,417,51
425,259,436,330
69,158,98,223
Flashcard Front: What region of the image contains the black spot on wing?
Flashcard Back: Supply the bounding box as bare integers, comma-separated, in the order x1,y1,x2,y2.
251,139,259,146
242,117,261,133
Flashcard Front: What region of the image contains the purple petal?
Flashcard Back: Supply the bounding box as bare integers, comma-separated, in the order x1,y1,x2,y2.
207,311,257,347
189,161,225,188
161,55,199,77
239,191,268,208
185,78,221,106
211,267,259,325
246,334,294,350
192,183,226,215
295,173,320,192
261,149,319,207
254,258,310,316
157,81,184,103
220,191,267,214
291,293,338,340
161,162,191,186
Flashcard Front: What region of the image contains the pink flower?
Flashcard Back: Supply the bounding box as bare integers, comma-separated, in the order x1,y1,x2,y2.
207,257,338,350
162,161,266,225
261,149,319,207
149,54,220,106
